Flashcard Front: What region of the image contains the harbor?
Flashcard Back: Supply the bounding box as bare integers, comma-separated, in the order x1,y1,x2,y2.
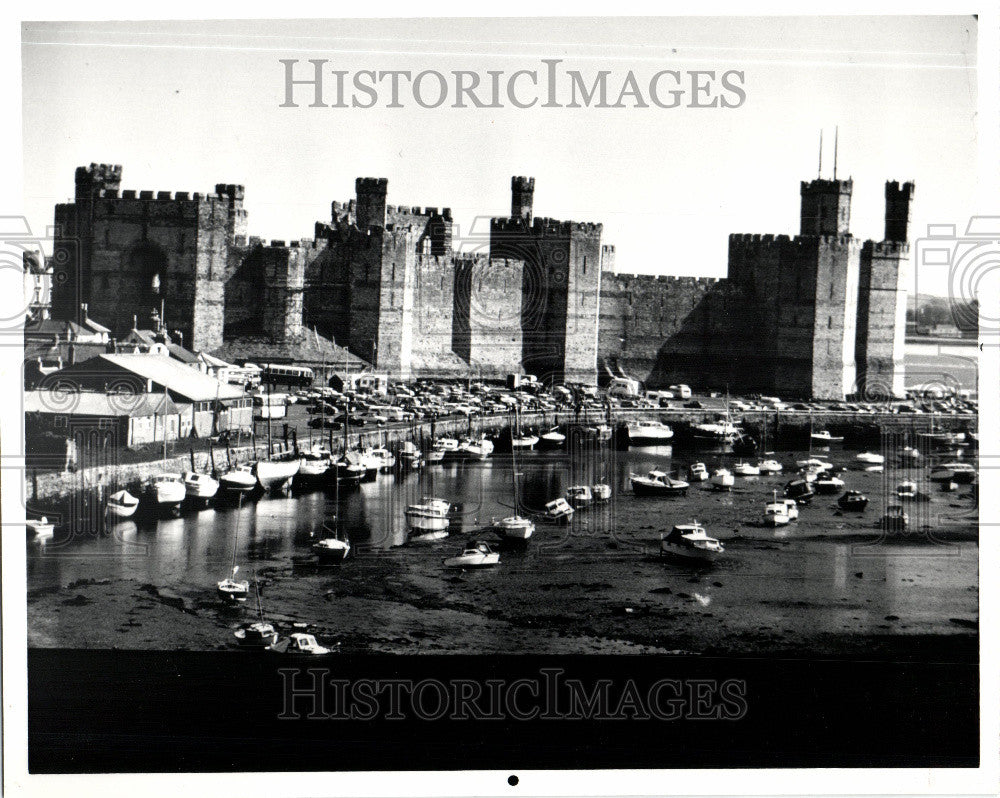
27,431,978,659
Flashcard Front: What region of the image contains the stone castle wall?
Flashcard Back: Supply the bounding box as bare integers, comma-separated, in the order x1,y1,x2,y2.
50,165,912,398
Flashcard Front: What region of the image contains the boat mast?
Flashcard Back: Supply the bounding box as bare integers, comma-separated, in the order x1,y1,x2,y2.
266,370,273,459
231,492,243,578
253,569,264,624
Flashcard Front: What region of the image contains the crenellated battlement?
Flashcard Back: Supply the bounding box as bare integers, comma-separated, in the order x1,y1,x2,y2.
870,240,910,256
356,177,388,191
490,215,603,236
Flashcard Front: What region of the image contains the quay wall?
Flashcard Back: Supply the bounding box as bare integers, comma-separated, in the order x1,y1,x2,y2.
26,409,976,502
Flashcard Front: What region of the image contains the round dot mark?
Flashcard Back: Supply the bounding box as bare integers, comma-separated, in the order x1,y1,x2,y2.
508,775,519,787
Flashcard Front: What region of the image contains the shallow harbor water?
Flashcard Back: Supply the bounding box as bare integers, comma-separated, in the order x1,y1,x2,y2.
27,441,979,657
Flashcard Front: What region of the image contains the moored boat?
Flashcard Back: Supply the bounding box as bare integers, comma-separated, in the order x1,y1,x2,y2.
710,468,735,491
539,427,566,448
404,498,451,533
106,489,140,519
544,498,575,523
591,483,612,503
565,485,594,508
630,470,689,497
269,632,333,655
26,516,55,541
444,540,500,568
855,451,885,465
627,420,674,445
837,490,868,511
182,471,219,504
147,473,186,517
688,462,709,482
810,430,843,444
814,474,845,494
254,458,300,493
219,464,258,496
784,478,815,503
659,522,724,564
757,459,783,474
733,461,760,476
493,515,535,540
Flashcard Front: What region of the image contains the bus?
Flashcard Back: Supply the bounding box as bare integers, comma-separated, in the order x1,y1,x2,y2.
261,363,314,388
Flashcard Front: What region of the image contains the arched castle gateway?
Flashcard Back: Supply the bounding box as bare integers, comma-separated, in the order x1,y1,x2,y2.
51,165,912,399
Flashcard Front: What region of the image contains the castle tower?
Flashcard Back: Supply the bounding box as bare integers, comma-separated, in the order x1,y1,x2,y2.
884,180,915,242
855,180,915,398
511,176,535,222
799,178,853,237
74,163,122,199
355,177,388,230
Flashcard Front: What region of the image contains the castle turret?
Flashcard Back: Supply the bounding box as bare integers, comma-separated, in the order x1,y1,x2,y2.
511,176,535,222
355,177,388,230
74,163,122,198
884,180,915,242
799,178,853,237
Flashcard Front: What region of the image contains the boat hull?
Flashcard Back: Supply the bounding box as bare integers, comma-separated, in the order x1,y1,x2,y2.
631,480,687,497
255,460,300,492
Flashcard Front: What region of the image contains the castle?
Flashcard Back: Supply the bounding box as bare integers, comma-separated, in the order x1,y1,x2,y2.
50,164,912,399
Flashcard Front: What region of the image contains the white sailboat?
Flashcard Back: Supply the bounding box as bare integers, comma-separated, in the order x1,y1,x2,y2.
218,495,250,602
494,442,535,541
233,571,278,648
106,489,140,519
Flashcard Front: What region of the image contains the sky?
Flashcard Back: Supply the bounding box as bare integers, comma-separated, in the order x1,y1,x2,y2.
21,16,978,294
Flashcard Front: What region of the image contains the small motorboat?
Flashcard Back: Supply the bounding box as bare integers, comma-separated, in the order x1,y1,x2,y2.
354,450,379,482
26,516,55,541
939,462,976,484
796,458,832,471
444,540,501,568
733,461,760,476
234,622,279,649
405,498,451,533
688,462,709,482
814,474,846,494
311,534,351,562
436,437,462,459
777,497,799,520
539,428,566,448
368,447,396,472
591,483,612,503
565,485,594,508
219,464,258,495
254,458,300,493
757,459,784,474
544,498,575,523
397,441,422,469
838,490,869,511
106,489,140,519
493,515,535,541
269,632,333,655
425,447,446,465
763,499,791,527
660,522,724,564
147,473,186,517
855,452,885,465
879,504,909,532
710,468,735,491
896,480,918,499
898,446,921,462
784,478,815,503
182,471,219,505
630,470,689,497
627,420,674,445
810,430,844,444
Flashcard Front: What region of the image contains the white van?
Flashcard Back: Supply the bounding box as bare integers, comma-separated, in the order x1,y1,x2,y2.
669,384,692,400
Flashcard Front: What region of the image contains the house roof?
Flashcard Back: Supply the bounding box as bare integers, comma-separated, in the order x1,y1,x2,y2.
25,389,179,417
60,353,246,403
210,332,368,370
